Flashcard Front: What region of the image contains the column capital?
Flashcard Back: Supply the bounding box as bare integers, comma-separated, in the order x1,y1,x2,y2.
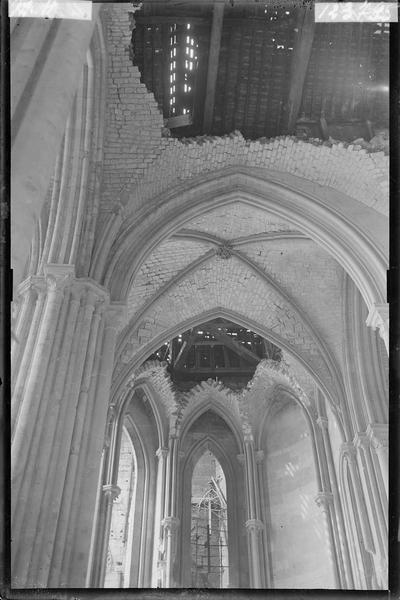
102,483,121,500
315,491,334,509
366,302,389,352
156,447,169,460
366,423,388,450
245,518,264,533
162,516,180,532
43,263,76,290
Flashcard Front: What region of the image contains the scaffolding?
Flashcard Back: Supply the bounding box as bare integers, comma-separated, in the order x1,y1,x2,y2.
190,477,229,588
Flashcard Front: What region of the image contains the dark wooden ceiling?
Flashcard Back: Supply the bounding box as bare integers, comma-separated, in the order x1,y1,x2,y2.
149,318,281,388
131,1,389,141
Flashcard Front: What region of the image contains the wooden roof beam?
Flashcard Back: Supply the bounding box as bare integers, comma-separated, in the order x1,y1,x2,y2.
134,15,208,25
202,0,225,132
173,330,198,368
284,4,315,134
204,323,260,364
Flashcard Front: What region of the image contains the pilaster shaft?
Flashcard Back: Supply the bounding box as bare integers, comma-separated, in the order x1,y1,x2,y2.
366,423,388,498
72,301,127,588
161,516,180,588
245,518,265,588
10,266,125,589
243,438,265,588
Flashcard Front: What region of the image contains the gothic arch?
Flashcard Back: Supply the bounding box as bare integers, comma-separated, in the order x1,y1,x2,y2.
178,426,245,588
89,385,161,587
256,384,319,449
113,307,344,417
179,398,244,450
122,414,157,587
114,381,168,452
258,387,333,588
98,169,387,313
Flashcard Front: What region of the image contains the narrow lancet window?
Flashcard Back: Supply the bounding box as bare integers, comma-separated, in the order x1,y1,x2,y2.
104,427,136,587
190,450,229,588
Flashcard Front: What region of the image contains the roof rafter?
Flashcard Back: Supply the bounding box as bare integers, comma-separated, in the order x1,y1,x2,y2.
283,5,315,134
203,321,260,363
203,0,225,132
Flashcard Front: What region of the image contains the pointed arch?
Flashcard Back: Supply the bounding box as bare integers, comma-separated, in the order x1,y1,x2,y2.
112,307,345,417
99,169,387,314
178,423,245,588
179,399,244,451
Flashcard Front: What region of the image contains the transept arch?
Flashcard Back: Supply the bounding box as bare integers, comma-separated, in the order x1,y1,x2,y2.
96,169,387,315
113,307,345,424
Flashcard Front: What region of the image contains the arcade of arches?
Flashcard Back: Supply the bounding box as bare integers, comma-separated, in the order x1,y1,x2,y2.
10,1,389,591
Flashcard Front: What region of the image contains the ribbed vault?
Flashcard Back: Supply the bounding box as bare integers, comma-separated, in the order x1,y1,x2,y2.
114,196,349,412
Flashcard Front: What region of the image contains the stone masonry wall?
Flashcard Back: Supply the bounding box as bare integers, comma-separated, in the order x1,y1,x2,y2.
100,3,170,209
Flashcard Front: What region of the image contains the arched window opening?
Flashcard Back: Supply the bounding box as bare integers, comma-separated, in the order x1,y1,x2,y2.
190,450,229,588
263,399,335,588
104,427,136,588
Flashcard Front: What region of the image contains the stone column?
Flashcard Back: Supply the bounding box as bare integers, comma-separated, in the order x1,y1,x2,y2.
317,415,353,588
56,302,106,587
11,277,37,372
245,519,265,589
340,441,380,588
367,423,388,499
44,290,107,586
11,264,127,588
11,277,46,434
354,432,387,589
153,447,169,587
161,516,180,588
243,435,265,588
310,415,341,589
161,433,180,587
22,282,84,586
67,302,127,587
11,265,74,586
341,442,375,555
366,303,389,355
97,483,121,586
255,450,272,587
314,491,341,586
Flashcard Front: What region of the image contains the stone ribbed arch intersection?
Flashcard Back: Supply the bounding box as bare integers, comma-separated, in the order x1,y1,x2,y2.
113,248,343,408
